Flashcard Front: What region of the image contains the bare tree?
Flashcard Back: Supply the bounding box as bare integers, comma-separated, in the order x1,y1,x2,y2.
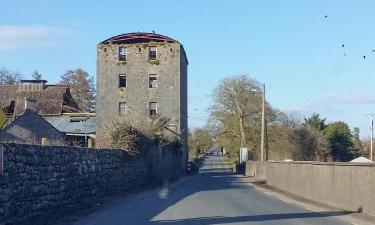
0,67,22,84
31,70,43,80
208,74,339,162
99,114,174,154
267,111,299,160
278,110,303,129
209,74,272,159
59,68,96,112
290,126,330,161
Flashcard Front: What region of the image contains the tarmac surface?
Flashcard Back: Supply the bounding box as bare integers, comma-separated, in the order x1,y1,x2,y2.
67,155,354,225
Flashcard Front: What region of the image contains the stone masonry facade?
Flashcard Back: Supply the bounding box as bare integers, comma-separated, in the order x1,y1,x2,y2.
0,142,182,225
96,33,188,171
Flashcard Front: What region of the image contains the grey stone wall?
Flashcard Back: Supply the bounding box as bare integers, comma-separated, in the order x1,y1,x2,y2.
179,45,188,171
264,161,375,217
0,142,182,225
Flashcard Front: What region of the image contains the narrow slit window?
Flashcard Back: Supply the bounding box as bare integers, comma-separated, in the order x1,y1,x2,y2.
149,74,158,88
149,102,157,116
119,102,127,116
149,47,157,60
119,47,127,61
119,74,126,88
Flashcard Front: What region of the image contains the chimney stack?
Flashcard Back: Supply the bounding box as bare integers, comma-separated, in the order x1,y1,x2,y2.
25,98,37,112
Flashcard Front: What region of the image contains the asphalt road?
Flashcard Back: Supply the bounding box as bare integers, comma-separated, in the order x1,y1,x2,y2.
67,155,352,225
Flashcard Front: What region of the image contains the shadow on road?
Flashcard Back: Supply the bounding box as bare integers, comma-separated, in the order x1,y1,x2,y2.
149,211,352,225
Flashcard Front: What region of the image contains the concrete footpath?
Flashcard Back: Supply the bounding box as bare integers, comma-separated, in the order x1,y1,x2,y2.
58,156,373,225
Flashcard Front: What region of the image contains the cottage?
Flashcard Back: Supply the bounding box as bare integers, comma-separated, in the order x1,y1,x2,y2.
0,109,66,145
0,79,97,146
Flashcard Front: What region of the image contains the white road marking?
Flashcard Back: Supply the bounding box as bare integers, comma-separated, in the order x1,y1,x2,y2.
278,198,291,204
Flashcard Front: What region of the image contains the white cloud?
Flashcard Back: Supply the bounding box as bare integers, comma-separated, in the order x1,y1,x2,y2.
0,25,70,51
292,92,375,114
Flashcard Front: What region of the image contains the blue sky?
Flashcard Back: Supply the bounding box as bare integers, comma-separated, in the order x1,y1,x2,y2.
1,0,375,137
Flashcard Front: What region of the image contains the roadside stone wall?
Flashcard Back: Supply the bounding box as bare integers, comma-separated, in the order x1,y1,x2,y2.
245,161,267,179
265,161,375,217
0,142,182,225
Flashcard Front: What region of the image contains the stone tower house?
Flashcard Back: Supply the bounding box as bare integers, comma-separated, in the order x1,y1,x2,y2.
96,32,188,168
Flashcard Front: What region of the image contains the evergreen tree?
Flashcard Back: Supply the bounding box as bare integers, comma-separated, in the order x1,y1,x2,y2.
324,122,354,161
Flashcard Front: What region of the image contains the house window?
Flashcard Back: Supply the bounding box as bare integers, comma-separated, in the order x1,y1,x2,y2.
119,47,127,61
149,74,157,88
149,47,157,60
149,102,157,116
119,102,127,116
119,74,126,88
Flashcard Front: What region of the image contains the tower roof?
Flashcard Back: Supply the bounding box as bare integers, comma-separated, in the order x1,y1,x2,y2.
99,32,180,45
99,32,188,64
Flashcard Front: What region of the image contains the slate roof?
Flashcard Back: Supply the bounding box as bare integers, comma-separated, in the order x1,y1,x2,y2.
100,32,179,45
0,80,79,116
44,114,96,136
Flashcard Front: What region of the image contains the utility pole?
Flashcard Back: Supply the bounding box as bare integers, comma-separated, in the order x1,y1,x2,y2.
251,84,266,162
260,84,265,162
370,114,374,161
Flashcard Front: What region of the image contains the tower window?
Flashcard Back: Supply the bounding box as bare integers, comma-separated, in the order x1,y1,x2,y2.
149,47,157,60
149,102,157,116
119,74,126,88
149,74,158,88
119,47,127,61
119,102,127,116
